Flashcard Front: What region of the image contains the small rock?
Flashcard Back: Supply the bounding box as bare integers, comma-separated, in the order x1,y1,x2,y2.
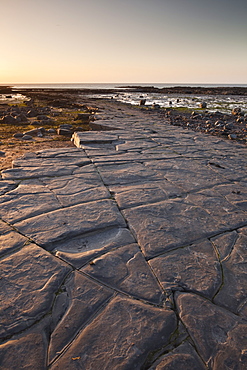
47,129,56,134
140,99,146,106
57,128,72,137
21,135,33,141
0,151,5,156
232,107,241,116
32,121,40,126
228,134,237,140
200,102,207,109
13,133,24,138
23,129,42,137
59,124,73,129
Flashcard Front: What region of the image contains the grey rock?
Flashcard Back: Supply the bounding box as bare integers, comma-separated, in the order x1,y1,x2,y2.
0,150,5,156
211,231,238,261
57,128,72,136
0,180,17,195
123,198,227,258
23,128,43,137
150,239,221,299
47,128,56,133
73,131,119,146
228,133,237,140
59,124,73,129
0,243,71,339
12,156,89,168
82,244,165,304
21,134,33,140
214,233,247,317
0,181,61,223
1,115,17,124
50,296,176,370
150,341,206,369
186,189,247,229
98,162,162,186
14,199,126,248
175,292,247,368
55,227,135,268
200,102,207,108
0,227,28,257
0,317,50,370
48,272,113,364
1,164,78,179
13,132,24,138
113,181,183,209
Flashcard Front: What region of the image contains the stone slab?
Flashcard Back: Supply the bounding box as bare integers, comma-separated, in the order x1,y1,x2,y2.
0,317,50,370
214,233,247,317
175,292,247,368
98,162,163,186
144,158,227,192
12,156,90,167
50,296,177,369
55,227,135,268
48,271,113,364
150,239,221,299
14,199,126,248
0,243,71,339
1,164,78,180
123,199,227,258
82,244,165,304
150,341,207,370
0,228,28,257
0,180,61,223
112,181,183,209
0,180,17,195
73,131,119,146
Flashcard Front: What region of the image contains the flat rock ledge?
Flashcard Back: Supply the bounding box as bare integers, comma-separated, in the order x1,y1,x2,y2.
0,108,247,370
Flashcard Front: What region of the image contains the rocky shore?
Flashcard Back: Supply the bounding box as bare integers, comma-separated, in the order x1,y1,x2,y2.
0,86,246,170
1,89,247,368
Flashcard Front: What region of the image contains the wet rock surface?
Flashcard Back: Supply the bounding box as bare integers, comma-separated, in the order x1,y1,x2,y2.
1,99,247,369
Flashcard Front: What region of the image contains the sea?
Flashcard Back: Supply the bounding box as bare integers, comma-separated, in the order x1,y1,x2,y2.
1,83,247,114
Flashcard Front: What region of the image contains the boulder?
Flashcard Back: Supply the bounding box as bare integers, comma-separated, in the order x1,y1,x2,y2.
1,115,17,124
199,102,207,108
13,133,24,138
140,99,146,106
23,129,43,137
57,128,72,137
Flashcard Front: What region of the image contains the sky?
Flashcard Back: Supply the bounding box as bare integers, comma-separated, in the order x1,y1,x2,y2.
1,0,247,84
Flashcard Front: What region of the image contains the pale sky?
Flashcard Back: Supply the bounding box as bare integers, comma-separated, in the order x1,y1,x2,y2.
1,0,247,84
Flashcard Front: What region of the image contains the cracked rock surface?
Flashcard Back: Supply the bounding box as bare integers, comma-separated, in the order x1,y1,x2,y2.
1,104,247,369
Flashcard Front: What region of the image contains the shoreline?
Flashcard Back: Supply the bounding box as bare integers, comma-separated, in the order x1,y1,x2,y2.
0,87,246,171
